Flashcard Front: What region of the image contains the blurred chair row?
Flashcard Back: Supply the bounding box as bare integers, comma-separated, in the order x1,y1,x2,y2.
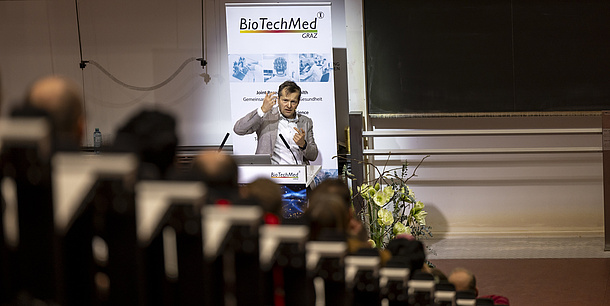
1,117,492,306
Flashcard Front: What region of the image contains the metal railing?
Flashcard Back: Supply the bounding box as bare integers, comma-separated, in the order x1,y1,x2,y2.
361,128,602,155
348,111,610,249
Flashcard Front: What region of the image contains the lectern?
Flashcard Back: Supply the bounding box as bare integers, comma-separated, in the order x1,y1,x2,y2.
237,163,321,219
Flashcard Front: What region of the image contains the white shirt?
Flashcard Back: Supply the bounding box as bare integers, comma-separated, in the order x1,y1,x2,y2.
258,107,304,165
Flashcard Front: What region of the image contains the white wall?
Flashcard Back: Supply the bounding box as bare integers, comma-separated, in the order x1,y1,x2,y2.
0,0,349,146
368,115,603,237
1,0,603,238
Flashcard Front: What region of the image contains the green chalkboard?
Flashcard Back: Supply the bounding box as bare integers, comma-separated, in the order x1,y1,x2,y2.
364,0,610,115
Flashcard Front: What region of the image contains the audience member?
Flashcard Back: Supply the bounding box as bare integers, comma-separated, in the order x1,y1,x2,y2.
308,179,399,267
194,150,241,205
240,178,283,224
309,178,369,245
0,75,85,304
448,267,510,306
113,109,178,180
24,75,84,149
385,237,426,272
1,75,520,306
305,179,404,272
305,192,350,241
448,267,477,294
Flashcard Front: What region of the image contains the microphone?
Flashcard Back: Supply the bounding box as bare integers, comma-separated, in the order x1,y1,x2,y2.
218,132,230,152
279,133,299,164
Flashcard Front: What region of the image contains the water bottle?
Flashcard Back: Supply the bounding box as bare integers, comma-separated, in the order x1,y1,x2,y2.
93,128,102,154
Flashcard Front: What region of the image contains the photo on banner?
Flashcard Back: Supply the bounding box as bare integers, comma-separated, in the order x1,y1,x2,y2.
226,3,338,185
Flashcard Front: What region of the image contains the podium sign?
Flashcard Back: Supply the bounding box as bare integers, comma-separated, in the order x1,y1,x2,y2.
238,164,321,219
238,165,321,186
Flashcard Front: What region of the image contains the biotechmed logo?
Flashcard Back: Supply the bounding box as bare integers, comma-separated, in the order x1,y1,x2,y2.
239,14,323,38
271,171,301,180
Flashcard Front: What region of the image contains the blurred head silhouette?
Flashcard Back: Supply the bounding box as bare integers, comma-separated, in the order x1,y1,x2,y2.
195,150,240,205
113,109,178,179
25,75,84,147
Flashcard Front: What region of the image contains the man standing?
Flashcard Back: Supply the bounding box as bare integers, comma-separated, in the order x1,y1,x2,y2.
233,80,318,165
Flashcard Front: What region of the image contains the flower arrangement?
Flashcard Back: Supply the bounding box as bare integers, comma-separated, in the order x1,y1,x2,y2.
345,157,432,249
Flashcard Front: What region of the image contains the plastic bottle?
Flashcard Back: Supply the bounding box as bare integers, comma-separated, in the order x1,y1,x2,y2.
94,128,102,154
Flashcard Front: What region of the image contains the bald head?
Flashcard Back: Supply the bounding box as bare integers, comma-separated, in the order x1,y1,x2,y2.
195,151,238,187
195,151,240,204
26,76,84,143
448,267,477,293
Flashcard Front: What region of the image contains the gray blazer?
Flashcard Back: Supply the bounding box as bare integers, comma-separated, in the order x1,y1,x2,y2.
233,107,318,163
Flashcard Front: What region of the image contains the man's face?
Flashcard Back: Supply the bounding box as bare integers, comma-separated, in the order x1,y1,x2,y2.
278,89,300,119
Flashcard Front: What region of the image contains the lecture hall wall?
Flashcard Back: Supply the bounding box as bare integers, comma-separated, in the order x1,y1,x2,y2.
0,0,602,238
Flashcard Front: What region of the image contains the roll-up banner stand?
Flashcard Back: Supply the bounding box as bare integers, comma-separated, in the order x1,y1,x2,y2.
226,2,338,182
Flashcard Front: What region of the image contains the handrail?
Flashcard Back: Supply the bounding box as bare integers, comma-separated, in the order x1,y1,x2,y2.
361,128,602,156
362,128,602,137
363,147,601,156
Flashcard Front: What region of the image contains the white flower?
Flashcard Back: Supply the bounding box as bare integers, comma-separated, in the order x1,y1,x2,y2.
373,190,390,206
367,186,377,199
382,186,394,199
368,239,376,248
413,201,424,213
414,210,428,225
403,186,416,202
358,184,371,200
393,222,410,235
377,208,394,226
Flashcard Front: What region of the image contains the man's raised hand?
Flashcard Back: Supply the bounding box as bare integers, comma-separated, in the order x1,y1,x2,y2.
261,91,277,113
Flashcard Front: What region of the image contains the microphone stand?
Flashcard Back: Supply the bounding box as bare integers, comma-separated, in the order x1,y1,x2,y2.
218,132,230,152
279,133,299,164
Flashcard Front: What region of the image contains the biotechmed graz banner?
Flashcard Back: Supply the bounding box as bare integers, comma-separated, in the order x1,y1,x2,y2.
226,3,338,180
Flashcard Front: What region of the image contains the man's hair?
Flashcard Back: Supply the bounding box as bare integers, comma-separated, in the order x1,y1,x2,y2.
278,80,301,102
195,151,240,204
242,178,283,216
450,267,477,292
196,151,238,188
306,193,349,240
114,109,178,177
25,76,83,142
386,239,426,270
311,178,351,209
